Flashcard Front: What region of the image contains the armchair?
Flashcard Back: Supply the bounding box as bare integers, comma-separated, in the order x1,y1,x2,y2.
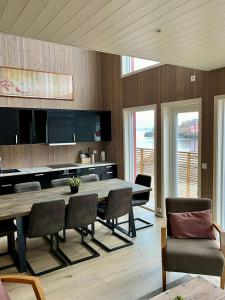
161,197,225,291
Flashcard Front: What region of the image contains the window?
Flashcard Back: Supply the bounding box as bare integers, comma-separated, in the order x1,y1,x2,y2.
121,55,160,76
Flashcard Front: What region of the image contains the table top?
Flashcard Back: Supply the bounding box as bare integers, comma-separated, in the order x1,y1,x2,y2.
151,277,225,300
0,178,150,221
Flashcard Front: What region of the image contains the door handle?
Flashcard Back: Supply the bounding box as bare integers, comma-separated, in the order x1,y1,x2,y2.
107,171,113,174
15,134,18,144
35,173,44,177
106,166,112,169
88,168,95,170
73,133,76,143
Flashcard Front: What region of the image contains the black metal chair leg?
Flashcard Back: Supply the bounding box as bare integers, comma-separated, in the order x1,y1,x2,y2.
26,234,68,276
58,225,100,265
92,219,133,252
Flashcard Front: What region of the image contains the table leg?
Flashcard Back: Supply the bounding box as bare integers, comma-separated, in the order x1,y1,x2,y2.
16,217,27,272
128,207,136,238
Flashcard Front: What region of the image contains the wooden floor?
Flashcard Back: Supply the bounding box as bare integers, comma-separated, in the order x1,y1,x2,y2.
0,208,220,299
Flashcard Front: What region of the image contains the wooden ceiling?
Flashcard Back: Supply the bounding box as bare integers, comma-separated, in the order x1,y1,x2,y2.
0,0,224,71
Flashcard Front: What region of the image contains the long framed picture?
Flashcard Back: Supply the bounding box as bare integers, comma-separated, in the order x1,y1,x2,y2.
0,67,74,100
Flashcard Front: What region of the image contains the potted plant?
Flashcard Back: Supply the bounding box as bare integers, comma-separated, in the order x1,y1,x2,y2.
67,176,82,194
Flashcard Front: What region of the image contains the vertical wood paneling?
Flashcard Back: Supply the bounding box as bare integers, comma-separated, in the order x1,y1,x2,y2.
0,33,106,169
102,53,214,209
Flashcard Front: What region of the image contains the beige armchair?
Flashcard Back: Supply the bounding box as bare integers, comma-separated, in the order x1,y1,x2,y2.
161,197,225,291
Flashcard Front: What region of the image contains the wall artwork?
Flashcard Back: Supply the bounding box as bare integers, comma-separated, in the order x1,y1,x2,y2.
0,67,73,100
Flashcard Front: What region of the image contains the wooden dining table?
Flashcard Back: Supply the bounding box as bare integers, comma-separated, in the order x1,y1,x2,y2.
0,178,150,273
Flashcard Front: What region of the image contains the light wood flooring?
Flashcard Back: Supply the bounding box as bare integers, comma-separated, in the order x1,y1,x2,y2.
0,208,221,299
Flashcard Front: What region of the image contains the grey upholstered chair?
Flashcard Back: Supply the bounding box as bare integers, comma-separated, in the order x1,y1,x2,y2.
23,200,67,276
80,174,99,182
58,194,100,265
93,188,133,252
117,174,152,235
51,178,68,187
0,220,17,271
14,181,41,193
161,197,225,291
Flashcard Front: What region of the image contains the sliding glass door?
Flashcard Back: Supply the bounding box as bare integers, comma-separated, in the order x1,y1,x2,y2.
123,106,156,211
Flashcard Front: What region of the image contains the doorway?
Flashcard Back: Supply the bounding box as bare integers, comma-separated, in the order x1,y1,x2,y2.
123,105,156,211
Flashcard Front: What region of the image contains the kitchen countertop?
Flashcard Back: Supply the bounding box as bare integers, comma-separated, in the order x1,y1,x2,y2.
0,162,116,178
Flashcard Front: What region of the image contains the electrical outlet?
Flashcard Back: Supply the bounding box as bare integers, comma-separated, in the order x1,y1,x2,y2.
202,163,207,170
190,75,196,82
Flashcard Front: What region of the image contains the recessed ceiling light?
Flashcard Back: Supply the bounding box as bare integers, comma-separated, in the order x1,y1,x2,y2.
155,28,162,33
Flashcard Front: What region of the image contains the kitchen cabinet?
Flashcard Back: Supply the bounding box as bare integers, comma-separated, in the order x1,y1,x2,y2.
0,108,19,145
47,110,76,144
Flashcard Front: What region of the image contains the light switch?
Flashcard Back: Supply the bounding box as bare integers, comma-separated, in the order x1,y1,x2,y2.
202,163,207,169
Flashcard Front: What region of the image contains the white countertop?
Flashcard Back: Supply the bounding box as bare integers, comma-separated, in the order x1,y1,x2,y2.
0,162,116,178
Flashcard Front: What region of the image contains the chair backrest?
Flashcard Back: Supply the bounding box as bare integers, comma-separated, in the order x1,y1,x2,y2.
80,174,99,182
133,174,151,201
103,188,132,220
66,194,98,229
166,197,212,236
14,181,41,193
51,178,68,187
27,200,65,238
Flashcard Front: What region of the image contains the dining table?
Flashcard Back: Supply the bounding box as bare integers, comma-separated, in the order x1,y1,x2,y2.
0,178,150,273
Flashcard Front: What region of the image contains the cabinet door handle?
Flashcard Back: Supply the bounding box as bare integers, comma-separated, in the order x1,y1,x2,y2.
1,184,13,187
35,173,44,177
73,133,76,143
107,171,113,174
88,168,95,170
15,134,18,144
106,166,112,169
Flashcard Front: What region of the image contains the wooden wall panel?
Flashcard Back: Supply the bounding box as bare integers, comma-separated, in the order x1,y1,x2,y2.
101,53,214,209
0,33,106,169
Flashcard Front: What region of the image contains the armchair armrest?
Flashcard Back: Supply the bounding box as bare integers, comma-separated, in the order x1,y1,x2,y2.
161,220,167,268
0,275,45,300
213,222,225,258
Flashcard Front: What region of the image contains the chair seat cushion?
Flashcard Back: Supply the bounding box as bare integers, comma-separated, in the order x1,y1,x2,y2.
0,220,16,237
166,238,224,276
132,199,148,206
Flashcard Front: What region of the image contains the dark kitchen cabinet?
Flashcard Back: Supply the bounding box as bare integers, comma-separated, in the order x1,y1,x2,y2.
47,110,76,144
74,111,96,142
33,110,47,144
0,108,19,145
18,110,33,144
99,111,111,141
101,164,117,180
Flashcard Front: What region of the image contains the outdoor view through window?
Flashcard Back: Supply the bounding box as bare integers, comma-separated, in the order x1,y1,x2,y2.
122,56,160,76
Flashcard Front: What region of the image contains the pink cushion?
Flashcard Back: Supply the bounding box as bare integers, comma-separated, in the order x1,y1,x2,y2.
168,209,215,239
0,281,10,300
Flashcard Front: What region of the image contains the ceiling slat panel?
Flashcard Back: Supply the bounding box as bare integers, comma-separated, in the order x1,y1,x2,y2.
0,0,28,32
49,0,111,43
111,0,223,56
10,0,49,35
36,0,90,40
74,0,150,46
0,0,9,18
76,0,170,48
24,0,70,37
62,0,131,44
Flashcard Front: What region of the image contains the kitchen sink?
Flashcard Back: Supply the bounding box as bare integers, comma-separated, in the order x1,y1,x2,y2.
0,169,20,174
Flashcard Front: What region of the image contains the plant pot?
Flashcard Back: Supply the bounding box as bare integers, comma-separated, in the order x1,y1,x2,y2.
70,186,78,194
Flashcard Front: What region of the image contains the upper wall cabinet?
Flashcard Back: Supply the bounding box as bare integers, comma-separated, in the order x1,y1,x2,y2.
47,110,76,144
0,107,111,145
0,108,19,145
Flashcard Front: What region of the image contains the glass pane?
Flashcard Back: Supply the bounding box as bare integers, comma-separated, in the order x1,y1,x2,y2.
134,110,155,210
176,112,199,197
122,55,159,75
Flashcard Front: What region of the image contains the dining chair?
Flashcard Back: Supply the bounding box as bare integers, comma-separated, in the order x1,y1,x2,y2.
0,275,45,300
93,188,133,252
161,197,225,291
14,181,41,193
58,194,100,265
51,178,68,187
80,174,99,182
0,220,17,271
116,174,153,235
23,199,67,276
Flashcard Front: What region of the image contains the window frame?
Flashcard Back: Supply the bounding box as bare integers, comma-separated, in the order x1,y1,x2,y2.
120,55,162,78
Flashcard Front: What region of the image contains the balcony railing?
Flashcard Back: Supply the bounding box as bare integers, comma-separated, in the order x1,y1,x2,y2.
136,148,198,198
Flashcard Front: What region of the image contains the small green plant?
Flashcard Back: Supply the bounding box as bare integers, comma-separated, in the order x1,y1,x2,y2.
67,176,82,187
172,296,184,300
